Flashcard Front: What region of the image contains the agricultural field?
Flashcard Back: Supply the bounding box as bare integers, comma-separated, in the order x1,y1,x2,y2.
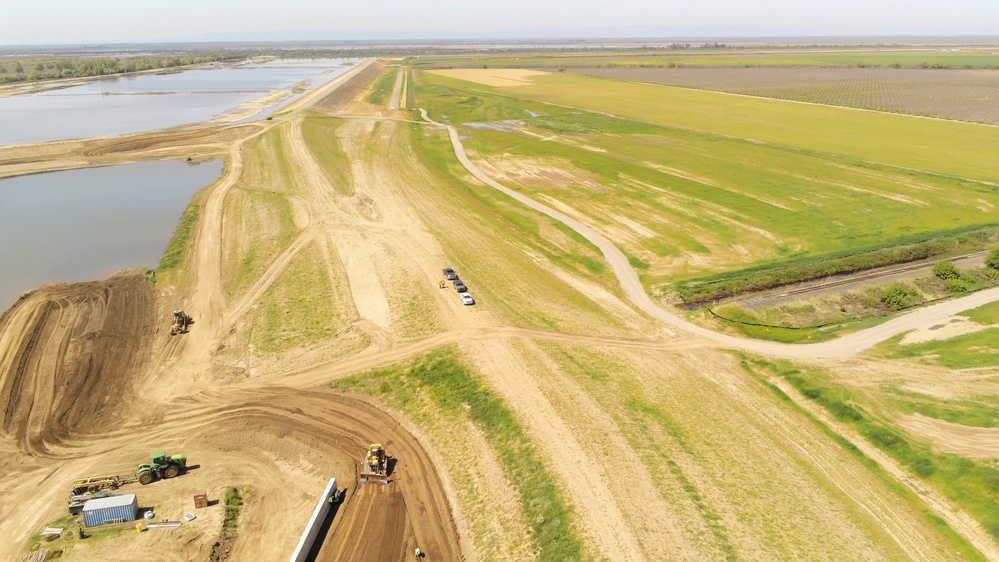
570,66,999,124
418,69,999,296
412,47,999,71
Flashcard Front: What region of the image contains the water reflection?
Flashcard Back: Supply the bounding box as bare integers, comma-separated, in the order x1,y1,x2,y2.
0,160,222,309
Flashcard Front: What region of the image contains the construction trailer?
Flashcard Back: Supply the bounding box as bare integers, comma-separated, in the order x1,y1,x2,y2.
83,493,138,527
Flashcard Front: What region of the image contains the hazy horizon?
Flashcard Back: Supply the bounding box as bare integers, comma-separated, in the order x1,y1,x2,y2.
6,0,999,46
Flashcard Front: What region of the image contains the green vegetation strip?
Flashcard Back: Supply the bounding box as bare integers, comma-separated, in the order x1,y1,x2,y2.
873,329,999,370
157,186,206,283
677,225,997,304
331,349,585,561
222,487,243,535
368,68,398,105
745,357,999,551
0,52,242,84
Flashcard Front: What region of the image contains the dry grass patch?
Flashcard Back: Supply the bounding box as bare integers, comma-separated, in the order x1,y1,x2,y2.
220,187,300,298
539,343,970,560
431,69,550,88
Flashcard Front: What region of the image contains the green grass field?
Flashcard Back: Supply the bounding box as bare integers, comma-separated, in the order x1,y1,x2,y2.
416,72,999,290
433,71,999,183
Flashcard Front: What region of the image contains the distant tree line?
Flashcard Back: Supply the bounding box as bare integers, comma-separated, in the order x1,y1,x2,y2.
0,52,244,84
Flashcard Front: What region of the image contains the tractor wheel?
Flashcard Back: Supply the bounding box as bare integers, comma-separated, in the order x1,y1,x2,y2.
138,470,154,485
164,464,180,478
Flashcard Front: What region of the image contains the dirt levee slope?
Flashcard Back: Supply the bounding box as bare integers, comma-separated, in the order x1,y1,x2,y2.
0,272,155,452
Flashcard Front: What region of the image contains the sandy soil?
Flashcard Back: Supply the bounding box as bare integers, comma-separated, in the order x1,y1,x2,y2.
900,314,992,344
899,413,999,459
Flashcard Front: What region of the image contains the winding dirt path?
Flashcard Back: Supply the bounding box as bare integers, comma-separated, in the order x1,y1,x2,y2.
419,108,999,361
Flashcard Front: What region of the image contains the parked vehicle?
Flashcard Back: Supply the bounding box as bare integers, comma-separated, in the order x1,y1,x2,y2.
454,279,467,292
442,267,457,280
459,292,475,306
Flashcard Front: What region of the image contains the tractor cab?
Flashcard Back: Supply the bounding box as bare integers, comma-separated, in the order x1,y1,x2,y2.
150,450,168,465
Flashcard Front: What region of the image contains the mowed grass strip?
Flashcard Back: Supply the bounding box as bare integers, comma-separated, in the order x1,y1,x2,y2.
331,349,587,562
429,70,999,183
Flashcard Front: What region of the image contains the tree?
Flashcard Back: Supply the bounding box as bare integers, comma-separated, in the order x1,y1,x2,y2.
14,61,23,74
987,247,999,270
933,260,959,280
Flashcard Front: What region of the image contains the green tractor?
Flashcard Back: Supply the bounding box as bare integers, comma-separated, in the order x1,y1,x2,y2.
135,450,188,485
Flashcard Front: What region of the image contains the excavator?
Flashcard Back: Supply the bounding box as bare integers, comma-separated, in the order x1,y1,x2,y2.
359,443,390,484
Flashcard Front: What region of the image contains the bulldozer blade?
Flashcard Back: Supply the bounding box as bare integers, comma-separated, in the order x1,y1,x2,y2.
359,472,389,485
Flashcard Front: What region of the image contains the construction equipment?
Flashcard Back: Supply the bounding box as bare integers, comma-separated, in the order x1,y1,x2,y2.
359,443,389,484
135,450,188,485
170,310,191,335
71,474,131,496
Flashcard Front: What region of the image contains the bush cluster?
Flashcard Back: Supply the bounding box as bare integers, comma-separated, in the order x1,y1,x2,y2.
879,283,910,309
987,248,999,271
678,225,996,304
933,260,959,280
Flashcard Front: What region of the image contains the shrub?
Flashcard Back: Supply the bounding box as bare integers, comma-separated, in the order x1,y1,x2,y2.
933,260,959,280
987,248,999,270
944,278,968,293
879,283,909,309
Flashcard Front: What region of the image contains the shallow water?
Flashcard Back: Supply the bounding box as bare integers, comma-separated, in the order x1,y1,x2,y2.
0,59,360,146
0,160,222,309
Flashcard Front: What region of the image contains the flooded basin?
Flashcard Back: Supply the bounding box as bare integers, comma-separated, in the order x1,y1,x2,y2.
0,58,361,146
0,160,222,309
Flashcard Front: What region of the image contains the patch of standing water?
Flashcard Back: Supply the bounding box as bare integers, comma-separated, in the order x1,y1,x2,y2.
0,58,363,146
0,160,223,310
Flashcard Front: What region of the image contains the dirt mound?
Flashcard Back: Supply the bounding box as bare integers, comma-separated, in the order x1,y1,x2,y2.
311,61,387,114
0,272,156,454
79,125,259,158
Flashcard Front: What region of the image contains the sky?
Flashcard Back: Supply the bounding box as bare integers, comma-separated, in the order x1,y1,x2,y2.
2,0,998,45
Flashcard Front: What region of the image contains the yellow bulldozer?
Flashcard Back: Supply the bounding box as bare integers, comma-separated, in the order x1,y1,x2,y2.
170,310,191,336
359,443,389,484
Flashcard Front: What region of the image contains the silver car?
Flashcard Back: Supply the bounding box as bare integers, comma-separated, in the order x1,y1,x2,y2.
459,292,474,306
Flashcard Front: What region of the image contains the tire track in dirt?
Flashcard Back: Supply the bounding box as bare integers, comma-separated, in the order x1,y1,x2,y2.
715,366,943,560
769,376,999,561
